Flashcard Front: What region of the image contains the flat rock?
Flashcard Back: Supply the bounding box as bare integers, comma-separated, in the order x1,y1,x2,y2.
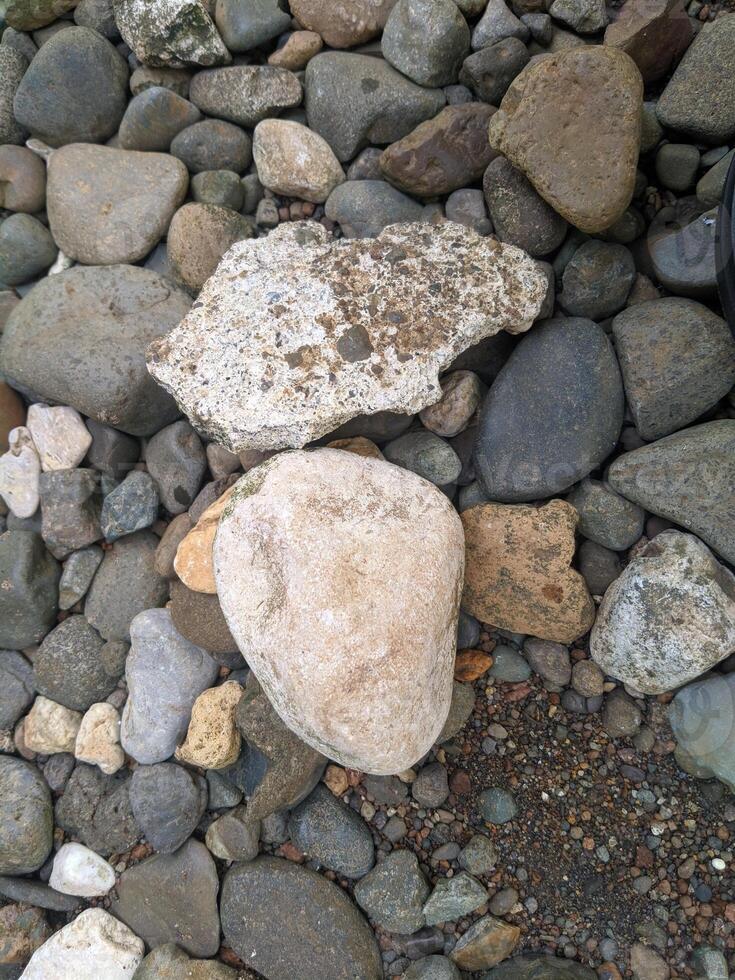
289,0,396,47
214,449,464,774
135,944,236,979
670,673,735,792
0,650,34,729
0,875,78,913
253,119,344,203
55,764,140,856
0,530,60,649
49,842,116,897
354,848,429,934
462,499,595,644
484,954,597,978
147,221,545,452
565,478,644,551
648,206,718,297
129,762,207,853
114,0,231,68
288,783,375,879
604,0,692,83
488,46,643,233
0,757,52,875
47,144,188,265
591,531,735,694
607,420,735,565
189,65,302,126
34,615,120,711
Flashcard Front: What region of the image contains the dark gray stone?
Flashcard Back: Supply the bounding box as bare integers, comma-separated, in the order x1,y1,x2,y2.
559,241,636,319
472,0,529,48
0,214,57,288
383,431,461,486
133,944,236,980
39,468,102,559
578,540,622,596
191,170,244,210
458,834,498,875
55,763,140,856
459,38,529,105
489,646,531,682
205,804,260,861
346,147,384,181
566,478,645,551
483,156,567,258
481,953,597,979
648,207,717,297
382,0,470,87
354,848,429,934
364,774,409,805
58,545,104,610
101,470,159,541
215,0,291,51
438,681,474,742
405,956,461,979
655,143,700,192
130,762,208,854
697,148,735,208
445,187,492,236
523,638,571,687
42,752,76,793
0,875,79,912
602,689,642,738
34,615,121,711
0,530,60,649
2,27,38,62
457,610,480,649
74,0,118,38
85,421,140,479
206,769,243,810
478,787,517,824
146,420,206,515
170,119,252,174
423,872,489,926
0,650,33,729
324,180,424,238
412,763,449,808
0,757,52,875
118,85,202,151
288,783,375,879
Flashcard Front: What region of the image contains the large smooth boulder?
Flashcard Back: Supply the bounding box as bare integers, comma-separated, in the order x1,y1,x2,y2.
214,449,464,774
591,532,735,695
147,221,546,452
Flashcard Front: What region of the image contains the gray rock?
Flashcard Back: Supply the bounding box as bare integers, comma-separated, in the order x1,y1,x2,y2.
0,530,60,649
215,0,291,51
0,265,189,437
364,774,409,805
423,872,489,926
383,431,461,486
130,762,208,854
521,12,552,44
0,875,78,913
346,147,384,181
559,241,636,319
457,610,481,649
473,0,529,48
611,297,735,441
114,0,230,69
206,770,243,810
55,763,140,856
101,471,159,541
640,101,663,154
85,422,140,479
111,839,220,958
382,0,470,87
33,615,121,711
474,317,624,501
690,945,729,980
354,848,429,934
649,207,717,297
0,758,52,875
324,180,424,238
697,148,735,208
118,86,202,151
655,143,700,192
0,650,34,729
191,170,244,210
607,420,735,565
221,856,382,979
601,689,641,738
85,531,169,641
189,65,302,126
549,0,607,33
2,27,38,62
578,540,621,596
146,420,206,515
458,833,498,875
670,674,735,790
205,804,260,861
39,469,102,559
523,638,571,687
305,52,446,162
412,763,449,808
405,957,461,980
121,607,218,764
0,47,28,146
445,188,492,235
134,944,236,980
566,478,644,550
12,27,128,146
438,681,475,742
0,214,57,288
483,156,567,258
478,787,517,824
43,753,76,794
288,783,375,879
74,0,118,38
483,954,597,978
459,37,529,105
489,646,531,682
489,886,518,916
58,545,104,610
170,119,253,174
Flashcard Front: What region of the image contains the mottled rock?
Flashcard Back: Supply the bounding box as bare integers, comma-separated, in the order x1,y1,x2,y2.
0,47,28,146
419,371,484,439
49,842,115,897
288,783,375,878
55,764,139,856
0,757,52,875
450,915,520,970
382,0,470,87
472,0,529,48
6,0,78,30
24,696,82,754
0,213,57,287
289,0,396,47
189,65,301,126
101,471,159,541
253,119,344,203
114,0,230,69
423,872,489,926
483,155,567,257
129,762,207,853
176,681,242,769
0,901,50,965
191,169,245,210
74,702,125,775
26,405,90,473
268,30,323,70
0,530,59,649
566,478,644,551
549,0,607,34
34,615,120,711
559,240,636,319
167,202,255,291
354,849,429,933
0,650,34,729
146,419,206,515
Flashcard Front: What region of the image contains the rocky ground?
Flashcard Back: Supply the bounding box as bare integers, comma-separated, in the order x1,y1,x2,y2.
0,0,735,979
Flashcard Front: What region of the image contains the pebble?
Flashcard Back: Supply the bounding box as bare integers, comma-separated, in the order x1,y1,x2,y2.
459,38,530,106
404,957,461,980
167,201,256,291
0,213,57,287
523,638,572,687
354,849,430,934
382,0,470,88
38,468,101,558
74,702,125,775
253,118,345,203
189,65,302,127
412,763,450,808
215,0,291,52
85,422,140,479
483,155,568,258
384,431,462,486
55,763,140,856
100,471,159,541
268,30,323,70
559,241,636,319
489,886,519,916
26,405,90,473
418,372,483,439
205,804,260,862
648,206,717,297
0,46,28,146
0,530,60,649
49,842,116,897
114,0,229,68
550,0,607,33
0,145,46,213
567,478,644,552
170,118,253,174
450,915,520,971
478,787,518,825
0,651,34,729
24,696,83,754
0,427,41,519
445,187,492,235
34,615,121,711
656,142,700,192
571,660,605,697
324,179,424,237
191,169,245,210
697,147,735,208
602,689,642,738
290,0,395,48
118,86,202,152
489,646,532,682
146,420,206,515
170,580,240,659
129,762,208,854
423,872,489,925
176,680,242,769
288,782,375,878
0,757,52,875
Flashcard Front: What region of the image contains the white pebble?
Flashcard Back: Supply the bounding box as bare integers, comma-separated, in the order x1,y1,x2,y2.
24,696,83,755
26,403,92,471
49,842,116,897
0,426,40,518
712,857,727,871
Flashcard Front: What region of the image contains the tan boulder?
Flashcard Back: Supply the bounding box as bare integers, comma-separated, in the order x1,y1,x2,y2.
461,500,595,644
252,119,344,204
174,485,234,593
488,46,643,233
175,680,243,769
289,0,397,47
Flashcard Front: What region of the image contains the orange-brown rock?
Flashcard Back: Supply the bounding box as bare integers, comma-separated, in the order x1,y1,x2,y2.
461,499,595,644
289,0,397,48
268,31,323,70
325,437,384,460
454,649,494,682
173,485,234,594
0,383,24,453
450,915,520,971
604,0,692,83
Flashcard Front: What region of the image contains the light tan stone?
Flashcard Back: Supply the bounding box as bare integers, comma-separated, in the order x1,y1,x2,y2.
289,0,397,47
419,370,484,438
325,437,384,460
24,696,83,755
253,119,345,204
174,485,235,593
461,499,595,644
323,764,350,796
74,703,125,775
268,31,323,71
26,403,91,471
0,427,40,519
175,680,243,769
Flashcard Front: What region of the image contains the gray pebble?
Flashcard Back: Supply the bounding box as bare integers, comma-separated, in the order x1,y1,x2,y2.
0,214,56,287
478,787,517,824
146,420,206,515
171,119,253,174
288,783,375,878
130,762,208,854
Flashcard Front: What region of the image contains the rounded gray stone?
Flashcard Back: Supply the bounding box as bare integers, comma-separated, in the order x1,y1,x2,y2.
170,119,253,174
383,430,462,486
459,37,529,105
0,214,56,288
566,477,645,551
578,540,621,596
191,170,245,210
523,638,571,687
382,0,470,88
130,762,208,854
0,757,52,876
33,615,121,711
648,207,717,298
324,179,424,238
483,155,567,258
488,646,531,682
146,419,206,515
412,763,449,808
101,470,160,542
655,142,700,192
404,955,461,979
287,783,375,879
189,65,302,127
118,86,202,152
353,848,429,935
0,530,60,650
214,0,291,52
559,240,636,319
0,650,34,729
478,787,517,824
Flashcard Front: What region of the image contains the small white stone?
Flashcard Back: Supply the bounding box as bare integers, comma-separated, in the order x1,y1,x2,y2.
26,404,92,471
74,703,125,775
253,119,345,203
49,843,116,897
712,857,727,871
24,696,83,755
0,426,41,518
19,907,144,979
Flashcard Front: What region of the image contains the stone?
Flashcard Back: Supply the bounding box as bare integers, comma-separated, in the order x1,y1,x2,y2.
268,30,323,70
6,0,78,29
0,427,40,519
191,170,244,210
252,119,344,204
0,385,25,455
214,450,463,773
412,763,449,808
559,241,636,319
612,298,735,441
169,581,238,658
648,204,717,298
167,202,256,291
24,696,82,754
176,681,242,769
74,0,118,37
290,0,396,47
170,119,252,174
484,955,597,978
13,27,128,146
382,0,470,87
608,420,735,565
0,757,52,875
0,47,27,146
354,849,429,934
146,420,206,515
566,478,644,551
134,944,237,979
571,659,604,697
129,762,207,853
419,372,484,439
591,531,735,695
489,645,531,681
288,783,375,878
113,0,230,68
450,915,520,970
101,471,159,541
697,148,735,208
472,0,529,48
55,763,140,856
305,52,445,162
74,702,125,775
0,530,59,649
423,873,489,926
118,87,201,153
462,500,595,644
478,786,517,824
0,877,77,914
0,651,34,729
215,0,291,50
405,958,461,980
488,46,642,233
383,431,461,486
34,615,120,711
19,908,144,980
0,213,57,287
522,638,572,687
148,222,545,453
578,540,621,596
26,405,90,473
222,856,381,977
549,0,607,33
669,673,735,792
111,839,219,958
630,944,670,980
364,774,408,805
154,514,191,581
438,681,475,742
189,65,301,127
86,422,140,480
656,18,735,143
174,485,233,593
204,804,259,862
656,142,700,192
130,65,192,98
49,842,115,897
38,468,101,559
605,692,646,739
325,180,424,238
459,39,530,106
0,902,50,965
474,317,624,501
483,156,567,259
0,146,46,214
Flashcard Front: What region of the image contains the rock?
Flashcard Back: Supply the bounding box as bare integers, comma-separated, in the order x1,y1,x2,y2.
86,423,140,480
149,222,545,452
305,52,445,162
0,213,57,287
423,872,489,926
205,804,260,862
325,180,424,238
669,673,735,792
114,0,230,68
222,855,380,977
656,17,735,143
472,0,529,48
566,478,644,551
169,581,238,658
24,695,82,753
489,645,531,681
0,266,188,437
117,87,201,153
129,762,207,853
450,915,520,970
648,204,717,298
0,877,77,913
19,908,144,980
189,65,301,127
145,420,206,515
462,500,595,644
630,944,670,980
47,143,187,265
488,46,642,233
483,155,567,258
0,902,50,965
176,681,242,769
0,530,60,649
458,836,497,877
0,385,25,455
383,431,461,486
170,119,252,174
697,148,735,208
129,65,192,98
215,0,291,51
0,427,41,519
459,38,530,106
608,420,735,565
288,783,375,878
25,405,89,473
0,651,34,729
13,27,128,146
134,944,237,979
0,757,52,875
611,298,735,441
404,956,461,979
74,0,118,37
478,787,517,824
0,47,28,146
483,954,597,978
167,202,256,291
173,486,232,593
571,659,604,697
74,702,125,775
289,0,396,47
419,371,484,439
656,142,700,192
34,615,120,711
38,469,101,559
100,471,159,542
214,450,463,773
353,849,429,934
0,146,46,214
578,540,621,596
549,0,607,34
591,531,735,694
382,0,470,87
111,839,219,957
252,119,344,204
474,317,624,501
49,842,115,897
522,638,572,687
438,681,475,743
268,30,323,70
55,764,139,855
6,0,78,29
559,241,636,319
412,763,449,808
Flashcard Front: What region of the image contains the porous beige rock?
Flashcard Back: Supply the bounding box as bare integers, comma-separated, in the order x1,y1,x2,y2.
268,30,323,70
289,0,397,47
147,221,546,453
461,500,595,644
26,404,92,472
0,427,41,519
213,448,465,774
24,697,83,755
174,485,234,593
74,703,125,775
253,119,344,203
175,680,243,769
488,46,643,233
